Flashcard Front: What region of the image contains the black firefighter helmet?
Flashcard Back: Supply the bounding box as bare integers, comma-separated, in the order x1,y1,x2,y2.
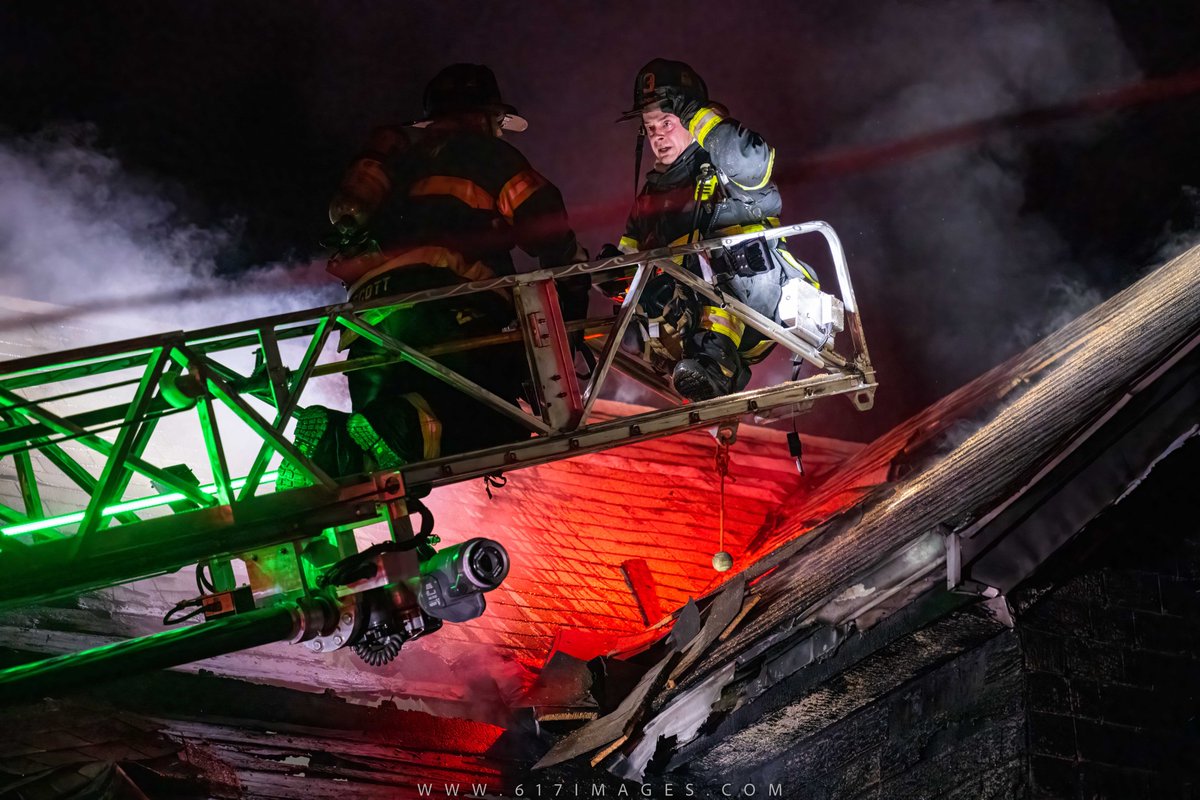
618,58,708,122
415,63,528,132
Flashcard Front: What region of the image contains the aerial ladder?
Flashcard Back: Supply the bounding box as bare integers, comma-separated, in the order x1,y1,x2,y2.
0,222,875,701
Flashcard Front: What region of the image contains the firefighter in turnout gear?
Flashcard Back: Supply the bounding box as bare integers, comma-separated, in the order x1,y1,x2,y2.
610,59,819,401
279,63,587,489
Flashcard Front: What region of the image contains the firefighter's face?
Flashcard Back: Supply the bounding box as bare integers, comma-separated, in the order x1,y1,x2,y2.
642,107,693,166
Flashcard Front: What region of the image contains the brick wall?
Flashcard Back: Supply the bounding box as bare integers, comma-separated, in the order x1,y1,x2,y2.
749,631,1028,800
1016,440,1200,799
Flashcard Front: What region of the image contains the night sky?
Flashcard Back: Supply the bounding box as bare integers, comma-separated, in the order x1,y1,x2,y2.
2,1,1198,441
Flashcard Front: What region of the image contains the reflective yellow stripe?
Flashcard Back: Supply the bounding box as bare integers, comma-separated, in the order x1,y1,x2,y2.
706,322,742,346
702,305,738,324
715,223,767,236
779,248,820,289
409,176,495,211
618,236,639,253
497,169,546,222
741,340,774,361
688,107,724,148
687,107,717,138
701,306,744,346
731,147,776,191
694,174,718,202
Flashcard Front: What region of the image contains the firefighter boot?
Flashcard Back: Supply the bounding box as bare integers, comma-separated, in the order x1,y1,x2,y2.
278,406,365,489
672,327,749,402
347,393,443,471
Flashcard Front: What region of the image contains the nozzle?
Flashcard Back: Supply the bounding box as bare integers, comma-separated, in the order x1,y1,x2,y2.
417,538,510,623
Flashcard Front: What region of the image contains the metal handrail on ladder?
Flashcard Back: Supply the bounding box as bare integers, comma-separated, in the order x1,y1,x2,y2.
0,222,875,611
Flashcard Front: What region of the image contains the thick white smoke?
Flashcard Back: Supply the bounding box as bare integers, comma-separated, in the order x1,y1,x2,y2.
754,0,1143,427
0,125,341,344
0,126,351,492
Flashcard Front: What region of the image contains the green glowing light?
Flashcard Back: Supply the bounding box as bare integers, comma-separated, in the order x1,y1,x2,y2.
1,471,279,537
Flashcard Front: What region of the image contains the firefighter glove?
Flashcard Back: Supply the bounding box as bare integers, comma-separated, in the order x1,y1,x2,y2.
660,89,703,127
597,243,633,301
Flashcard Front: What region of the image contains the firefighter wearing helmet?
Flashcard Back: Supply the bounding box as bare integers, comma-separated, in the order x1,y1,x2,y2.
609,59,819,400
279,63,587,490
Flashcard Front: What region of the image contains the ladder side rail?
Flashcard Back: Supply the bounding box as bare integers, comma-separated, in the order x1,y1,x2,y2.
400,371,874,489
0,351,158,393
0,341,168,388
0,224,865,528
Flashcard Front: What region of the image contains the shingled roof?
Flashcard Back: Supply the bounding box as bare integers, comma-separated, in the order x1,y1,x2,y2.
421,411,861,666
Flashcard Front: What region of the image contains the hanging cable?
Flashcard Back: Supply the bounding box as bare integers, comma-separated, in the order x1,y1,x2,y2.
483,473,507,500
719,459,726,553
162,596,206,625
195,561,216,594
712,426,734,572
